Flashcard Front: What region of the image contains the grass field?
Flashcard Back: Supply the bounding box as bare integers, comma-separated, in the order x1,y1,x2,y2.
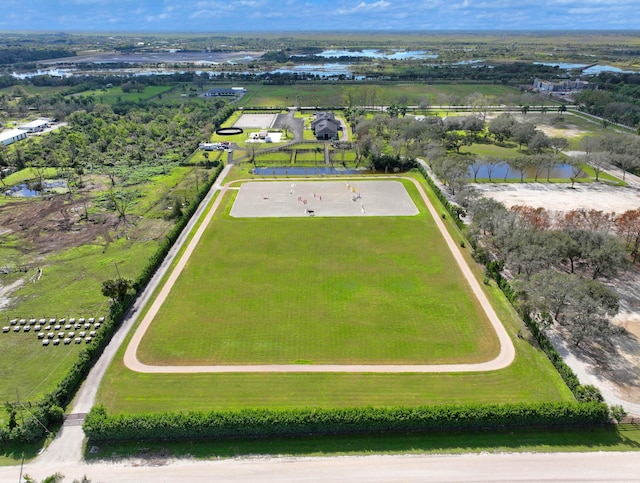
0,166,211,406
239,83,521,109
137,182,497,365
0,238,155,404
73,85,174,105
97,174,572,414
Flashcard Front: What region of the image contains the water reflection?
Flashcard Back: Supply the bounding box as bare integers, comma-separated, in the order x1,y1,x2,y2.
470,163,587,181
316,49,437,60
3,180,68,197
252,167,369,176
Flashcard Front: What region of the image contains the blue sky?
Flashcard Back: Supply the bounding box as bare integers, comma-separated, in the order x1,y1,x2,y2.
2,0,640,31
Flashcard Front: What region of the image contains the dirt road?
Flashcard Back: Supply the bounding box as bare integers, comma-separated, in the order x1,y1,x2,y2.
8,451,640,482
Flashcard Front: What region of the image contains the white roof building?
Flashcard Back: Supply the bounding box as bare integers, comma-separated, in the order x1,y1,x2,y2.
0,129,28,146
18,119,50,132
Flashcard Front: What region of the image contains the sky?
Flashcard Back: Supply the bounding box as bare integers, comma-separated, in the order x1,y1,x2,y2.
2,0,640,32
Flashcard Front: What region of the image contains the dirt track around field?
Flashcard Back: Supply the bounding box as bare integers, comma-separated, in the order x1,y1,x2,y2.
123,177,515,373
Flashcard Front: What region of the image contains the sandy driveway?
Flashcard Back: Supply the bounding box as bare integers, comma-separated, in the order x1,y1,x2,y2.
123,176,515,374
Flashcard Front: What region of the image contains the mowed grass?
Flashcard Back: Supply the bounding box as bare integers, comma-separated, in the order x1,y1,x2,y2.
99,176,572,413
86,423,640,461
137,185,497,365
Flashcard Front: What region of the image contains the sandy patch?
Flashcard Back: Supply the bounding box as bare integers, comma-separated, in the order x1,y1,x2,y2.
0,279,24,311
536,124,587,139
230,180,419,218
233,113,277,129
472,182,640,213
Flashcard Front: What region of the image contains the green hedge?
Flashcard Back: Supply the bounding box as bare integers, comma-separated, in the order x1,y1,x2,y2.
417,164,465,229
84,402,610,442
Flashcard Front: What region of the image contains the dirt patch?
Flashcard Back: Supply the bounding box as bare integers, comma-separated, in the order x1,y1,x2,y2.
472,182,640,213
536,124,587,139
0,194,120,257
0,279,24,310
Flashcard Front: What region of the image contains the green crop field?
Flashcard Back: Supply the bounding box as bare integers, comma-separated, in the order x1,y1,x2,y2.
97,176,573,414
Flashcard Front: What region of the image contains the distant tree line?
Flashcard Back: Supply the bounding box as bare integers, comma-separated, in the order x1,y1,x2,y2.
576,72,640,128
0,47,75,66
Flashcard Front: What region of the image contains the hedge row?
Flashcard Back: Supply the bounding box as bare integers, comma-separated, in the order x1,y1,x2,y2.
83,402,610,442
0,163,226,444
416,164,465,229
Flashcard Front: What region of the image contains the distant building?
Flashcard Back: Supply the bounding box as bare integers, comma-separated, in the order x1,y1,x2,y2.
204,87,246,97
533,78,590,94
18,118,50,133
311,112,341,140
0,129,28,146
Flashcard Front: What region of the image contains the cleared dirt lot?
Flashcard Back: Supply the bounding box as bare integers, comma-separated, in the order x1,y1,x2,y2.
472,182,640,213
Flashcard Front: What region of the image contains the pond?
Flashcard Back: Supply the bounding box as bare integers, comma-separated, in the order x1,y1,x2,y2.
316,49,437,60
270,63,360,78
252,167,370,176
470,163,587,181
3,180,68,197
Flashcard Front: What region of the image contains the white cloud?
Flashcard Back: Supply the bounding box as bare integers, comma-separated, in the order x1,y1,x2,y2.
336,0,390,15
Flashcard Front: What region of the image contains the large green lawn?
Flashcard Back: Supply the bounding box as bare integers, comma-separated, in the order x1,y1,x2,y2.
137,183,497,365
97,176,573,414
239,83,520,109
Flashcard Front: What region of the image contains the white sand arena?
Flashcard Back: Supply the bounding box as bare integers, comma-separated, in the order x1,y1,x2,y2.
230,180,420,218
233,113,277,129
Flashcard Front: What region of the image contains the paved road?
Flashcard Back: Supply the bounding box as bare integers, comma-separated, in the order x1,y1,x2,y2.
6,451,640,482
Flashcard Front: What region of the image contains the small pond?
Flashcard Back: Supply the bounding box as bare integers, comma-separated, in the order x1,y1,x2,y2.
470,163,587,181
3,180,68,197
252,167,370,176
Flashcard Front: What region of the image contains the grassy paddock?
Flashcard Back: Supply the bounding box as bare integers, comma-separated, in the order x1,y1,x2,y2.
0,238,155,405
97,174,572,414
240,83,520,109
73,85,174,104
